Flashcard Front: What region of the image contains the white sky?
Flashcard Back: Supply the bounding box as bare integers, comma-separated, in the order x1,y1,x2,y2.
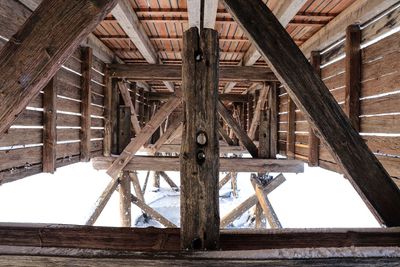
0,161,380,228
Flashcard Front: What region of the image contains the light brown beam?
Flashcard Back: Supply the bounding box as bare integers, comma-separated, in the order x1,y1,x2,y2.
149,113,183,154
86,176,119,226
42,78,57,173
117,81,141,134
0,0,118,136
218,100,258,158
93,156,304,173
159,171,179,191
119,171,131,227
218,125,236,146
142,143,248,155
219,173,232,190
248,86,269,140
268,82,278,158
147,93,249,103
109,64,277,82
107,95,182,178
286,98,296,159
220,195,258,228
80,47,93,162
111,0,174,92
224,0,400,226
129,171,144,201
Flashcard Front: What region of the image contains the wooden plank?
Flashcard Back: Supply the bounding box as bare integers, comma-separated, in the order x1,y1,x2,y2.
0,0,118,136
360,93,400,115
0,129,42,148
150,113,183,154
258,108,270,158
0,146,42,171
94,157,304,173
286,98,295,159
220,195,258,228
42,78,56,173
300,0,398,58
106,95,181,178
360,115,400,134
159,171,179,191
180,28,219,250
117,81,141,135
363,136,400,156
80,47,93,162
308,51,320,167
344,25,361,132
110,64,277,82
103,68,112,156
248,86,268,140
129,171,144,201
269,83,278,158
119,171,131,227
218,100,258,158
224,0,400,226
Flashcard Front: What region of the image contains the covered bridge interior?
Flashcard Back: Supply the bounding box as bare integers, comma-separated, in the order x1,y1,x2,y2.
0,0,400,265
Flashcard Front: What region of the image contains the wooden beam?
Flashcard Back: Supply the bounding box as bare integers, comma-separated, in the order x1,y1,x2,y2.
219,173,232,190
224,0,306,93
159,171,179,191
258,108,271,158
147,92,249,103
42,78,57,173
218,125,236,146
218,100,258,158
80,47,93,162
248,86,269,140
117,81,141,134
130,194,177,228
286,98,296,159
187,0,218,30
269,83,278,158
220,195,258,228
106,95,181,178
149,113,183,154
180,28,220,250
242,0,308,66
129,171,144,201
109,64,277,82
344,24,361,132
308,51,320,166
204,0,219,29
93,156,304,173
103,67,112,156
300,0,399,59
144,143,248,155
120,171,131,227
0,0,118,136
111,0,174,92
0,224,399,253
224,0,400,226
86,177,119,226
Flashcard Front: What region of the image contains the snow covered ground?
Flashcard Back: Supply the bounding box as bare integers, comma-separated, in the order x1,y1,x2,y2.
0,160,380,228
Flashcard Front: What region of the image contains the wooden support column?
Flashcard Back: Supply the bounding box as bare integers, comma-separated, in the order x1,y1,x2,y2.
151,113,183,154
118,106,131,153
111,79,120,155
286,98,295,159
248,86,268,140
180,27,219,250
269,83,278,158
81,47,93,162
42,78,57,173
103,66,112,156
224,0,400,226
258,108,270,158
0,0,118,137
308,51,321,166
344,24,361,132
120,171,131,227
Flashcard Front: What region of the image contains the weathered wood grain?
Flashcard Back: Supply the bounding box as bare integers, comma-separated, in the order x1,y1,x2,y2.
224,0,400,226
119,171,131,227
42,78,56,173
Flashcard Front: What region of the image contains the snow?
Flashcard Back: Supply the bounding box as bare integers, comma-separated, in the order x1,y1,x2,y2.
0,160,380,228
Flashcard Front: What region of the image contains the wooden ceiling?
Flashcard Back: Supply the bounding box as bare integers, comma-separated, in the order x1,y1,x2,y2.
93,0,354,92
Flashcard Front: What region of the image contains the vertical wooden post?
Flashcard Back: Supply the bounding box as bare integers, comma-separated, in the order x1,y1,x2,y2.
43,78,57,173
111,79,119,155
118,106,131,153
119,171,131,227
344,24,361,132
181,27,219,250
153,171,160,191
103,66,112,156
286,97,295,159
258,107,271,158
80,47,93,161
247,94,254,133
269,82,278,158
308,51,321,166
139,88,145,127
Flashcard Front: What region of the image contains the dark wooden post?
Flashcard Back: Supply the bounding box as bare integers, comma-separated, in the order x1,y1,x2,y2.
139,88,145,127
103,66,112,156
180,27,219,250
286,98,295,159
308,51,321,166
118,106,131,153
224,0,400,226
81,47,93,162
120,171,131,227
258,105,270,158
111,79,119,155
344,24,361,131
269,82,278,158
43,78,57,173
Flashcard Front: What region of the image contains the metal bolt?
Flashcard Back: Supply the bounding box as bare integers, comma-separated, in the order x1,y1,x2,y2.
197,151,206,161
196,132,207,146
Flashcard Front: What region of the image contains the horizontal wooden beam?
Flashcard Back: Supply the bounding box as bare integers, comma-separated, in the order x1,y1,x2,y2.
0,223,398,252
93,156,304,173
109,64,278,82
147,93,249,102
143,143,248,155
